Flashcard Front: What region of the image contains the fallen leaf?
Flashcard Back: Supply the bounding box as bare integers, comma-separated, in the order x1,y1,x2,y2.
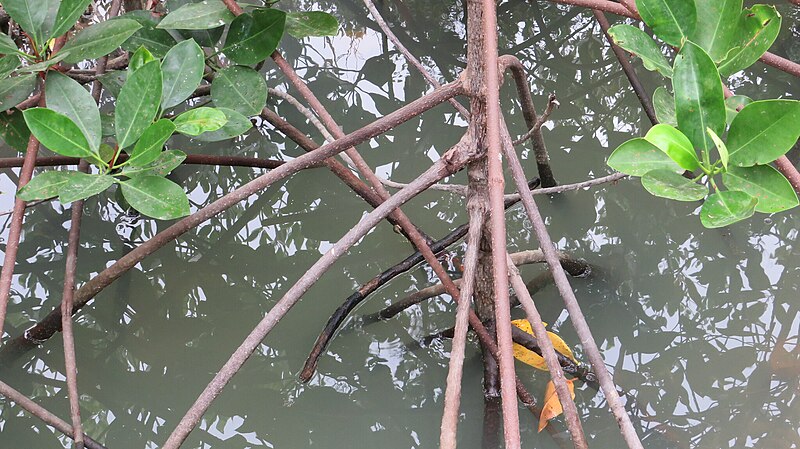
538,378,576,432
511,319,578,370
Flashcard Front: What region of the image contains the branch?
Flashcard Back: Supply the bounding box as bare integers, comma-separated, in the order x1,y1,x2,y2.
513,94,559,146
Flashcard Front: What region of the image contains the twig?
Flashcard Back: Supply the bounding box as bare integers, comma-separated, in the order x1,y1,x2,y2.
378,177,467,195
513,94,559,145
481,1,521,446
503,172,628,201
0,380,107,449
501,123,645,449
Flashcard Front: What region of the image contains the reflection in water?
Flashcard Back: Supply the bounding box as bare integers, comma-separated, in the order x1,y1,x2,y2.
1,1,799,448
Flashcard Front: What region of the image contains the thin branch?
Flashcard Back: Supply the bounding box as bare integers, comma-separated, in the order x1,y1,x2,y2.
0,154,312,170
513,94,559,145
378,177,467,195
503,172,628,201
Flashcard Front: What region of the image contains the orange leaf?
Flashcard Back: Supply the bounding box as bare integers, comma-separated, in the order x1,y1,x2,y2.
538,378,576,432
511,319,578,371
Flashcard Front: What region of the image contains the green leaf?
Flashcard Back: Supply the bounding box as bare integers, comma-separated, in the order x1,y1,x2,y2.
173,107,227,135
725,95,752,125
644,124,699,171
690,0,743,61
641,169,707,201
122,149,186,177
59,18,142,64
0,74,37,111
45,71,101,152
98,142,115,163
706,127,728,169
121,10,177,59
58,172,115,203
223,9,286,65
652,86,677,126
127,119,175,167
193,107,252,141
0,55,21,79
607,137,682,176
2,0,59,47
116,60,163,149
161,39,204,109
157,0,235,30
727,100,800,167
634,0,695,47
211,66,267,116
119,175,190,220
673,41,726,159
607,24,672,78
717,5,781,77
16,170,72,201
723,165,798,213
285,11,339,39
52,0,93,39
129,45,156,73
700,190,757,228
0,33,21,55
23,108,93,158
18,52,71,72
97,70,126,98
0,109,31,152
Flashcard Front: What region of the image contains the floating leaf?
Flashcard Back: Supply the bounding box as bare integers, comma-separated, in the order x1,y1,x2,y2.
122,149,186,177
511,319,578,371
58,172,115,203
700,190,757,228
538,378,576,433
17,170,73,200
161,39,204,109
727,100,800,167
126,119,175,167
193,107,252,142
607,24,672,77
607,138,682,176
723,165,798,213
644,124,699,171
211,66,267,116
285,11,339,39
652,86,676,126
223,9,286,65
173,107,227,136
0,74,37,111
45,71,101,152
157,0,235,30
59,18,142,64
718,5,781,77
635,0,696,47
0,109,31,152
641,169,707,201
23,108,94,158
116,60,162,149
119,175,190,220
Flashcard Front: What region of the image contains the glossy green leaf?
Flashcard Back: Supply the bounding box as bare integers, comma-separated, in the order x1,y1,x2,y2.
0,109,31,152
23,108,93,158
16,170,72,201
0,33,20,55
173,107,227,136
58,172,115,203
121,11,177,59
607,137,682,176
122,149,186,177
98,142,115,163
60,18,142,64
727,100,800,167
127,119,175,167
706,127,728,169
119,175,190,220
161,39,204,109
718,5,781,77
635,0,695,46
211,66,267,116
725,95,752,125
97,70,127,98
2,0,59,47
607,24,672,77
18,52,71,72
700,190,757,228
52,0,93,39
673,41,726,159
644,124,699,171
129,46,156,73
723,165,798,213
285,11,339,38
157,0,235,30
45,71,101,152
0,74,37,111
652,86,677,126
116,60,163,149
690,0,743,61
193,107,252,141
641,169,707,201
223,9,286,65
0,55,21,79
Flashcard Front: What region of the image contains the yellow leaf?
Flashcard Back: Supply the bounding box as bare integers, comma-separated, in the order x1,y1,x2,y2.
511,319,578,371
538,378,576,432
